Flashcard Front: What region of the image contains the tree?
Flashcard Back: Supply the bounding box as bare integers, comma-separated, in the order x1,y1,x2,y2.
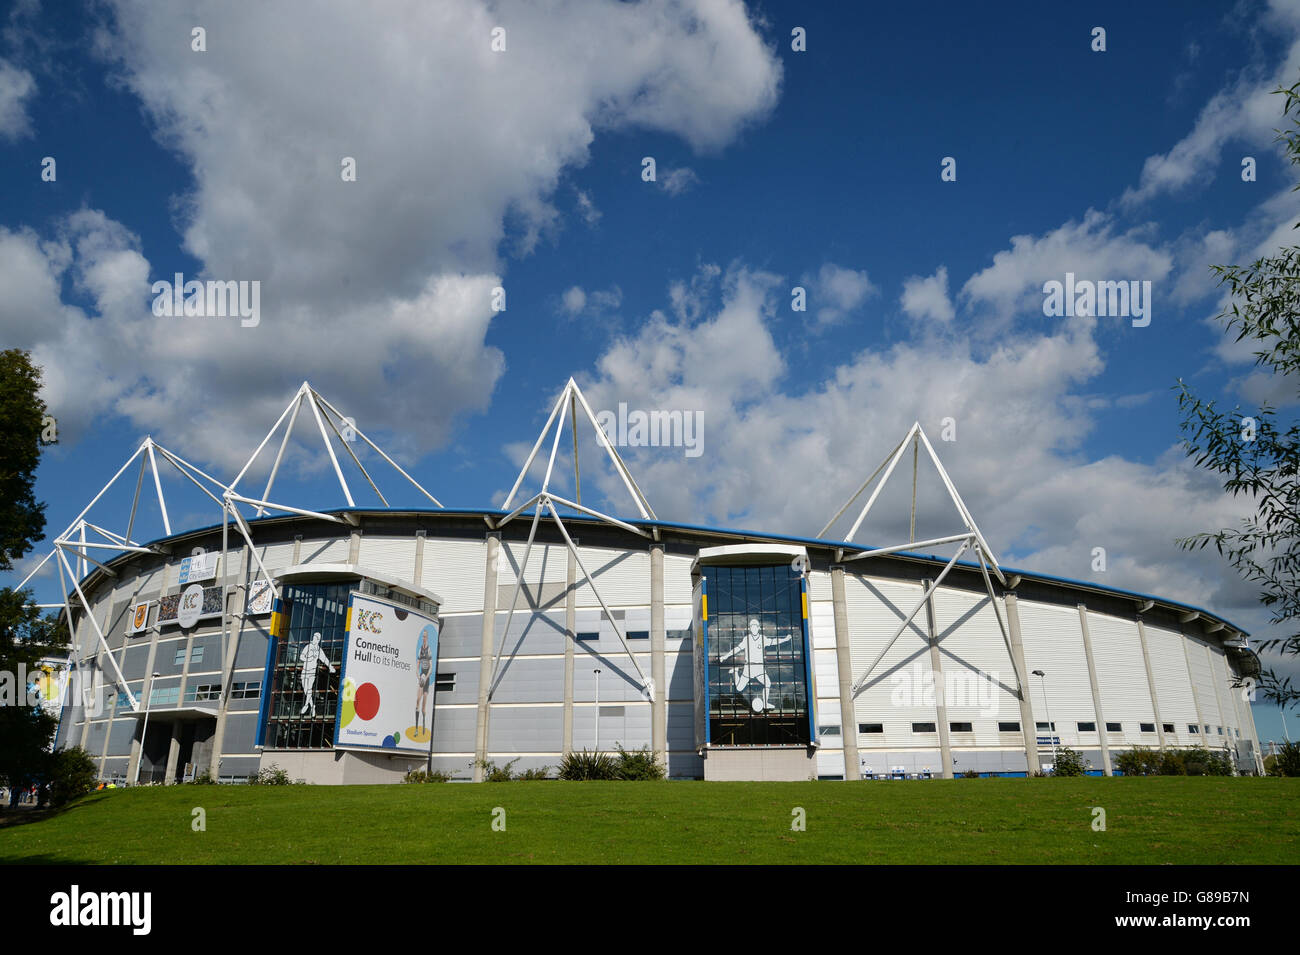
1176,79,1300,714
0,350,64,804
0,349,47,572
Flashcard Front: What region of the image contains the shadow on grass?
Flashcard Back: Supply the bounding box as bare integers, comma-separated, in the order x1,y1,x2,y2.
0,791,114,830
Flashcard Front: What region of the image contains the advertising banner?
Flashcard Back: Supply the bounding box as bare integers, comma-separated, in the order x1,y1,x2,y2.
335,593,439,754
178,551,219,585
125,600,151,635
157,585,223,626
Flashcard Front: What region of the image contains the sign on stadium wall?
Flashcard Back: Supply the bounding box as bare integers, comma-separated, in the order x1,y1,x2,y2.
335,592,439,755
178,551,219,585
157,585,223,626
125,600,151,635
246,579,273,616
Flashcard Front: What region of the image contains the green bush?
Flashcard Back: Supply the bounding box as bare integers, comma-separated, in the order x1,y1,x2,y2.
558,749,619,780
249,764,293,785
614,744,666,780
476,758,521,782
1268,741,1300,777
190,769,217,785
517,767,551,780
403,769,455,783
1115,746,1161,776
959,769,980,779
1157,748,1187,775
47,747,97,807
1050,747,1089,776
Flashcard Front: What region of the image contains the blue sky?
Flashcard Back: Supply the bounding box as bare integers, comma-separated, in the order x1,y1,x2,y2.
1,0,1297,742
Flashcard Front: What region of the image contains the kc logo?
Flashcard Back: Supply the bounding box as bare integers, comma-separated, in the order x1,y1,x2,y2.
356,609,384,634
181,592,201,610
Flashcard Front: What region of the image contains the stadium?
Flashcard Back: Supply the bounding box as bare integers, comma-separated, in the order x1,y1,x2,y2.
31,380,1265,784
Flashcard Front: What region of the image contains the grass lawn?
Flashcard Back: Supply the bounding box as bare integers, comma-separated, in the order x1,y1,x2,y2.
1,777,1296,864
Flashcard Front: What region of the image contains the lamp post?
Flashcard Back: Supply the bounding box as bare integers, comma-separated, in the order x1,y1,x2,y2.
134,671,161,785
1032,669,1057,770
593,668,601,752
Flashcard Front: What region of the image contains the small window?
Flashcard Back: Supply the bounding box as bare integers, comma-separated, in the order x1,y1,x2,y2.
190,645,205,665
1077,721,1096,733
149,686,179,706
998,721,1020,733
1106,722,1122,733
1204,724,1211,734
859,723,883,734
819,725,841,737
912,722,937,733
1163,723,1175,733
627,630,649,640
173,646,186,665
1035,721,1055,732
183,683,220,703
1140,722,1155,733
434,673,456,691
576,632,599,642
1216,726,1223,735
1188,724,1200,734
230,682,261,700
950,722,973,733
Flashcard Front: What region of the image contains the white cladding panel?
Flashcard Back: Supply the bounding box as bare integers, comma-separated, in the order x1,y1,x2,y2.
496,541,569,585
1209,649,1237,734
253,541,297,575
422,538,487,613
814,648,839,702
1015,600,1094,739
931,588,1020,744
811,601,836,650
1086,612,1154,725
663,554,693,604
298,537,349,564
809,569,832,602
1143,623,1198,744
356,536,416,582
844,574,935,733
1186,637,1221,729
572,546,649,608
1198,641,1229,733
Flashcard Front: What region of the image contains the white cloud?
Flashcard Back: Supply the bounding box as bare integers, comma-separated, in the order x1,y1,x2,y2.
1122,3,1300,206
658,167,699,196
575,188,601,226
561,285,587,316
900,266,955,323
2,1,781,470
961,209,1173,324
0,58,35,138
808,262,877,328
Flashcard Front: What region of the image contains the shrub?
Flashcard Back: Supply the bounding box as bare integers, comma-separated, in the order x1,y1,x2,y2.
249,764,293,785
190,769,217,785
476,758,520,782
959,769,980,779
614,744,666,780
517,767,551,780
1050,746,1089,777
1268,741,1300,777
403,769,454,783
558,749,619,780
1181,746,1231,776
47,747,97,807
1157,748,1187,776
1115,746,1161,777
